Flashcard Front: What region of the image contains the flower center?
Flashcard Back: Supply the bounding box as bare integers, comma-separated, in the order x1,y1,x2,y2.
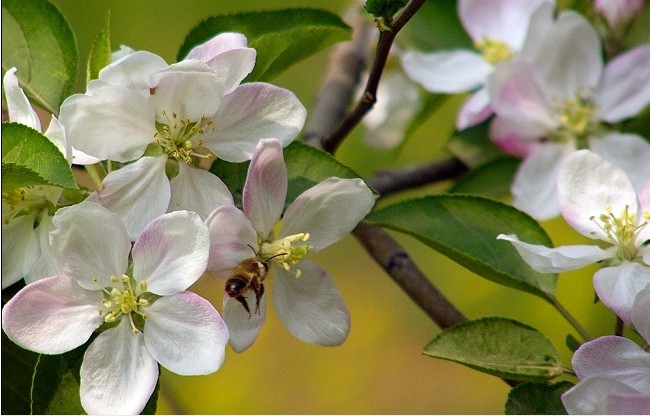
474,37,514,64
2,186,53,225
258,233,313,277
97,274,150,334
550,92,599,145
153,109,215,165
590,204,649,263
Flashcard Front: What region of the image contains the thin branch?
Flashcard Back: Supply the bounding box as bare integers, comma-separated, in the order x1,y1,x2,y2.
367,157,468,196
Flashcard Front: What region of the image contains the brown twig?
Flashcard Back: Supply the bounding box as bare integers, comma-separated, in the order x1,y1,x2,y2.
368,158,468,196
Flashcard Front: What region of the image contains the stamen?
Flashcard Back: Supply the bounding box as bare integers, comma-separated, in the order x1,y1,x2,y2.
474,37,513,64
154,110,215,164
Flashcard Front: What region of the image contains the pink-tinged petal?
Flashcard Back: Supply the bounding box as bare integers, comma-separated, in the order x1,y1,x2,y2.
144,291,228,375
459,0,550,48
589,133,650,193
151,61,226,119
273,261,350,346
1,275,104,354
638,181,650,247
456,88,492,130
632,285,650,343
594,262,650,323
1,211,37,288
59,81,154,162
596,44,650,122
99,50,168,91
281,178,375,252
24,214,59,285
50,202,130,290
605,393,650,415
562,376,648,415
169,163,233,219
243,139,287,238
558,150,637,241
80,320,158,415
204,83,307,162
401,50,492,93
3,67,41,130
132,211,209,295
222,292,266,353
185,33,256,93
573,335,650,393
511,143,572,220
497,234,613,273
206,205,259,279
595,0,645,32
89,156,170,240
489,116,545,157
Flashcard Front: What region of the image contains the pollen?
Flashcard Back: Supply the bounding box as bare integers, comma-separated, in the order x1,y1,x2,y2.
259,233,314,277
550,91,599,144
154,110,215,165
590,204,648,262
474,37,514,64
98,274,150,333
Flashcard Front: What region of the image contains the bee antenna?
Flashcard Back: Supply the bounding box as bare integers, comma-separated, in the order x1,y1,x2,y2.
246,244,257,256
263,252,287,263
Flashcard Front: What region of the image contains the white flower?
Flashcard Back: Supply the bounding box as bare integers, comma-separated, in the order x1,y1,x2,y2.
561,285,650,414
206,139,375,352
488,6,650,219
594,0,645,35
401,0,552,129
1,202,229,415
59,32,307,238
498,150,650,322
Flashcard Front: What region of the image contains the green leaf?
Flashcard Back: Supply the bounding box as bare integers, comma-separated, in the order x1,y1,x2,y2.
395,93,449,153
505,381,574,414
2,0,77,114
1,332,38,415
2,122,77,189
365,0,409,20
178,9,351,82
446,121,505,168
32,344,86,414
448,156,520,198
423,318,564,382
209,158,250,209
87,12,111,83
364,194,558,299
397,0,471,51
2,162,52,192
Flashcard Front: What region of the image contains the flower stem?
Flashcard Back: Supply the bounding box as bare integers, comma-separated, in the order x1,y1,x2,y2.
85,162,107,188
550,297,592,341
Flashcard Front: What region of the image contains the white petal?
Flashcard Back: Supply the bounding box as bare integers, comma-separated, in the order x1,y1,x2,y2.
595,0,645,30
572,335,650,393
151,61,226,119
558,150,637,241
90,156,171,240
222,292,266,353
204,83,307,162
132,211,209,295
59,81,154,162
43,116,71,163
456,88,492,130
281,178,375,252
3,67,41,130
459,0,550,48
206,205,259,279
243,139,287,238
273,261,350,346
80,320,159,415
144,291,228,375
50,201,130,290
511,143,571,220
589,133,650,193
401,50,492,93
632,285,650,343
638,181,650,248
185,32,256,93
596,44,650,122
593,262,650,322
169,163,233,220
1,211,37,288
24,213,59,284
497,234,612,273
1,275,103,354
562,376,648,415
99,50,168,91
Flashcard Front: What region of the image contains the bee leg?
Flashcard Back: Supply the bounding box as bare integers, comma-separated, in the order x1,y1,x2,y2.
254,283,265,315
235,295,252,316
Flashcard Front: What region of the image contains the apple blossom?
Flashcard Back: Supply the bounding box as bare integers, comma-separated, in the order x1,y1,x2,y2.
498,150,650,322
400,0,552,129
595,0,645,36
59,32,307,238
1,202,229,415
488,6,650,219
206,139,375,352
561,285,650,414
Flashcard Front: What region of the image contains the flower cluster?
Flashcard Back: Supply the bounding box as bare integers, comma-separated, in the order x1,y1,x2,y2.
1,32,374,414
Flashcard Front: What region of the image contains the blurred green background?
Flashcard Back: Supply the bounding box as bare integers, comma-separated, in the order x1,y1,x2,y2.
49,0,616,413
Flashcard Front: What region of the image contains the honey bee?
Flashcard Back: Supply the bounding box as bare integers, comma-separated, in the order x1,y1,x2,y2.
225,250,285,316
